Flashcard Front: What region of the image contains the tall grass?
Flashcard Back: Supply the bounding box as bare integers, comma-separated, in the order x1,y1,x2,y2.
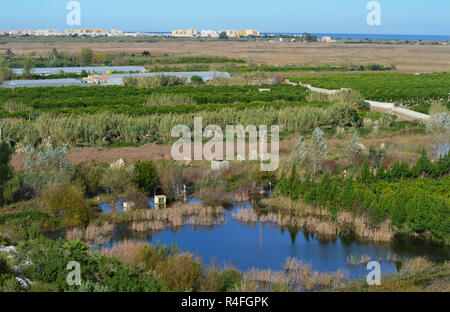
306,89,365,104
65,222,114,245
129,203,225,233
144,93,197,106
252,198,395,243
3,102,357,147
1,100,32,113
236,257,347,292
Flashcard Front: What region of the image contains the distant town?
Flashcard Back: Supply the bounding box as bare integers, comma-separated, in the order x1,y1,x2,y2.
0,27,337,42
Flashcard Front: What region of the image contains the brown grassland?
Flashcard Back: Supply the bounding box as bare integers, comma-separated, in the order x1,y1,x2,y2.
2,40,450,73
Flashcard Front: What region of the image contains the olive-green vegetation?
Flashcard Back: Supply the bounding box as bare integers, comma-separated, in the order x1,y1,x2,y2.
225,63,395,73
3,49,245,69
276,150,450,243
339,257,449,292
2,102,360,147
0,142,13,205
133,160,159,193
0,238,168,292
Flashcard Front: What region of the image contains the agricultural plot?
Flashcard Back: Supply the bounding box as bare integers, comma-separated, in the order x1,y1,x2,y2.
288,73,450,113
0,84,310,118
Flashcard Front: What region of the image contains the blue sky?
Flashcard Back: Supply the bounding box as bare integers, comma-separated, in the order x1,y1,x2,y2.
1,0,449,35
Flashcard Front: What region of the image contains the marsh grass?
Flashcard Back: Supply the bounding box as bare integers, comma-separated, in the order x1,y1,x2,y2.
65,222,114,245
3,102,356,147
246,198,395,243
236,257,347,292
101,239,148,266
129,203,225,233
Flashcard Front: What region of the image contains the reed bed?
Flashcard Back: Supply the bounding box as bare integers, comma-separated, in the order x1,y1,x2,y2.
101,239,148,266
232,208,339,236
3,102,355,147
129,203,225,233
65,222,114,245
346,254,371,265
238,257,347,292
237,198,395,243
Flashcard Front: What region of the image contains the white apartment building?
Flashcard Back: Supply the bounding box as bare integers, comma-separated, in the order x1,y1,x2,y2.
200,30,219,37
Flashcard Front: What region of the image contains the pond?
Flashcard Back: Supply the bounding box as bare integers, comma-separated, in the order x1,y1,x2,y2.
100,198,449,280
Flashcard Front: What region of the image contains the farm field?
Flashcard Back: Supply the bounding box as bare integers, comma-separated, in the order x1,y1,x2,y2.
288,72,450,113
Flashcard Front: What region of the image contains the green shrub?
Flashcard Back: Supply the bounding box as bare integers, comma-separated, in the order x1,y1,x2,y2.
73,163,109,197
190,75,205,85
133,160,159,194
100,168,133,196
155,252,204,291
18,238,168,292
0,142,13,205
42,183,90,227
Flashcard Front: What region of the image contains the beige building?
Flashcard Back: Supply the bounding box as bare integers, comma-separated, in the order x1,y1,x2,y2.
186,28,198,37
246,29,260,37
172,29,185,36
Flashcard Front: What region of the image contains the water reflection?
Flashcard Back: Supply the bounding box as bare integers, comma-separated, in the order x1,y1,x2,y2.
99,197,449,279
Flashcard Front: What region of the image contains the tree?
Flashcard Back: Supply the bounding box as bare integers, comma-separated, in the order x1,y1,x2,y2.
346,129,364,167
141,51,151,57
51,48,59,59
426,112,450,158
133,160,158,194
42,183,90,227
22,57,35,79
360,161,372,184
0,142,13,205
5,49,14,61
302,32,317,42
23,145,72,197
92,53,107,65
368,146,385,169
412,148,433,177
293,135,309,168
310,128,327,175
100,168,132,196
79,47,94,65
219,32,229,40
0,58,13,82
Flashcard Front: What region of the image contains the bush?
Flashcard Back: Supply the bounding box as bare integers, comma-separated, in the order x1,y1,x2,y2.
122,75,139,87
42,183,90,227
155,252,204,291
190,75,205,85
0,142,13,205
136,74,187,89
100,168,133,196
133,160,159,194
73,163,109,196
123,185,148,209
138,243,180,271
22,145,72,197
17,238,168,292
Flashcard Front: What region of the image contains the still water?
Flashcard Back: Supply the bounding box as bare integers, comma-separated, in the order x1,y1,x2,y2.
101,198,448,279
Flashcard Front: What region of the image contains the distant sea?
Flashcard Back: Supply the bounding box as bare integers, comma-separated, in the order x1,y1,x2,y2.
262,33,450,41
139,31,449,41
